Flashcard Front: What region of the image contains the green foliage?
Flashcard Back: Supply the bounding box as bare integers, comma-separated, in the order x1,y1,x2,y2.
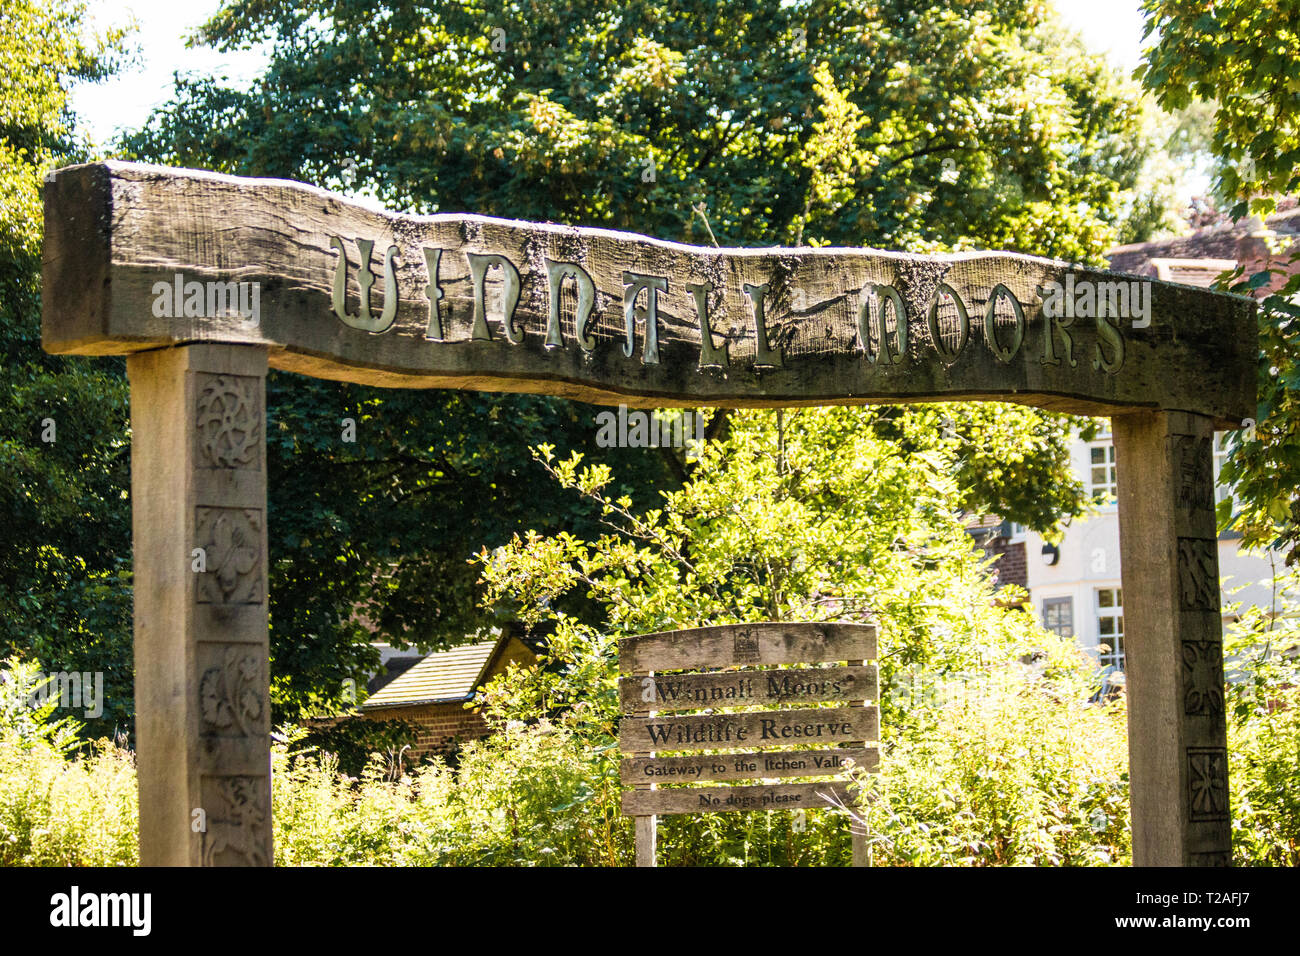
0,659,137,865
1215,259,1300,558
293,716,420,779
0,0,1144,725
261,382,677,723
0,0,134,737
1139,0,1300,563
846,639,1131,865
481,405,1076,707
469,407,1136,864
1138,0,1300,220
271,720,627,866
129,0,1152,260
1223,573,1300,865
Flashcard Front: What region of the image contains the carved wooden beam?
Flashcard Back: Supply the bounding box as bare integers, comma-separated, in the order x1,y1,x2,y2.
44,161,1256,425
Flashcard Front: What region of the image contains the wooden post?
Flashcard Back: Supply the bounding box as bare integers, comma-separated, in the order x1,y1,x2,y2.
1114,411,1232,866
847,655,870,867
128,344,273,866
630,667,656,868
635,816,657,868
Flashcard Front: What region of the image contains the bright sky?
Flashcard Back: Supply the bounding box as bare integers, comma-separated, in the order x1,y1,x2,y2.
71,0,268,149
69,0,1149,149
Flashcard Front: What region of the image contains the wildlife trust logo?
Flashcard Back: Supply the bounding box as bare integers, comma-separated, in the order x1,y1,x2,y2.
152,272,260,327
595,405,707,459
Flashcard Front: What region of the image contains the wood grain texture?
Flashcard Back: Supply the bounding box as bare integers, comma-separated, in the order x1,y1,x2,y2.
129,344,273,867
621,747,877,784
618,664,877,712
1114,411,1232,866
43,162,1256,425
622,782,853,816
618,622,875,673
620,706,878,754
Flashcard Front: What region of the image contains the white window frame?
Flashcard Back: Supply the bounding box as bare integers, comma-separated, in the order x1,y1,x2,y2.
1042,596,1074,638
1096,587,1124,670
1213,431,1232,505
1088,441,1118,506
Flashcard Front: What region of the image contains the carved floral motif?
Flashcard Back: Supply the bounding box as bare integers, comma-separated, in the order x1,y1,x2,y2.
1173,435,1214,512
1182,640,1225,716
1178,539,1220,611
196,375,260,468
200,647,264,736
195,508,262,604
1187,747,1229,822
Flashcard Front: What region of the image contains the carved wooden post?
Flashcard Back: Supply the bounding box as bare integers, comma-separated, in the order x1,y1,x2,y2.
128,344,272,867
1114,411,1231,866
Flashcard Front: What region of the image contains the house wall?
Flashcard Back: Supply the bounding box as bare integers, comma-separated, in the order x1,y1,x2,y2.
1018,429,1281,665
357,637,537,760
361,701,490,760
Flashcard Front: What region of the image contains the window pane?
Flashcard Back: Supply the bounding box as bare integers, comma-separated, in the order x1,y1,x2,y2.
1092,447,1105,464
1098,590,1113,608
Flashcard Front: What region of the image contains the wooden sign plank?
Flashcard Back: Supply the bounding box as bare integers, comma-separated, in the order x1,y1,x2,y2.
620,706,878,753
623,782,855,816
619,664,877,713
621,747,878,785
42,162,1255,426
618,622,875,673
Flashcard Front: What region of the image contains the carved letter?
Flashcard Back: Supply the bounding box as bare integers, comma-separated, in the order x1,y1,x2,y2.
858,282,907,365
983,284,1025,364
1037,283,1078,368
743,282,784,368
545,259,596,350
623,272,666,365
423,247,446,341
331,236,400,334
468,253,523,343
687,281,729,368
1093,309,1126,374
926,283,970,363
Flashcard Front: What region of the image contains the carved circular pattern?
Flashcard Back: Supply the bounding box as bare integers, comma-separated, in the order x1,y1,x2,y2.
197,376,260,468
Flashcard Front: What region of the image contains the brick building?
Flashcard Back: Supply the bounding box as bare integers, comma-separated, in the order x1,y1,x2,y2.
964,514,1028,605
357,634,536,760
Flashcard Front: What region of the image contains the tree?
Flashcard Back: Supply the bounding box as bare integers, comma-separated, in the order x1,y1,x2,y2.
0,0,132,737
472,406,1132,865
113,0,1157,718
1138,0,1300,560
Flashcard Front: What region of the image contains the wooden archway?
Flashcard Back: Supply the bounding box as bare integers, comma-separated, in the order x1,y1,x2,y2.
42,162,1254,866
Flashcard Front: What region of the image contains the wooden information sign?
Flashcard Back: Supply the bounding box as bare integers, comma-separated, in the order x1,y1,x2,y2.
618,622,878,866
41,161,1252,866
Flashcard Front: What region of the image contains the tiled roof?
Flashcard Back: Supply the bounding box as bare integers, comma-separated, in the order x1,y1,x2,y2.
1107,203,1300,276
961,512,1007,534
361,640,500,708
